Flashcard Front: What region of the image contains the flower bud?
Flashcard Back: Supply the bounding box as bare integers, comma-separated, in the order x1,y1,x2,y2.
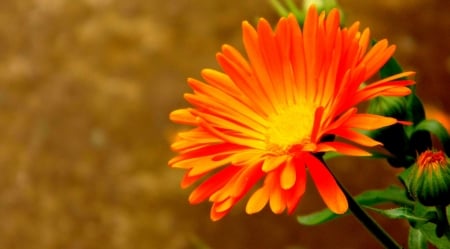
405,150,450,206
367,96,407,120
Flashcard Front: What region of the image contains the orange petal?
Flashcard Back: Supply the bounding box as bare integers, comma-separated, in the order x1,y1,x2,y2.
262,154,288,172
169,109,197,125
210,202,232,221
188,166,240,204
201,69,241,98
268,173,286,214
318,141,372,156
332,128,382,147
280,158,296,190
343,113,397,130
214,198,234,213
246,187,269,214
269,186,286,214
180,170,206,188
305,153,348,214
286,155,307,213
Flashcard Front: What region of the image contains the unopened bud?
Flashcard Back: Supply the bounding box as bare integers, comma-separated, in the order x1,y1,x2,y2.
405,150,450,206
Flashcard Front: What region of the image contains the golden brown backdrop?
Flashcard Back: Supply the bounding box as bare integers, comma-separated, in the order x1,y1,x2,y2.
0,0,448,248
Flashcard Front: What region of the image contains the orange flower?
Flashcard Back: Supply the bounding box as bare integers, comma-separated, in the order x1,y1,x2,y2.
169,6,415,221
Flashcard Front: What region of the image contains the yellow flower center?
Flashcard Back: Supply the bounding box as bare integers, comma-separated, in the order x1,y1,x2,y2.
266,103,316,153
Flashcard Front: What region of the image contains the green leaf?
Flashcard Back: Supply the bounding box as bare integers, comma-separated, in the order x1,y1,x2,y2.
354,185,414,207
297,186,413,225
414,119,450,156
408,227,428,249
406,93,426,126
297,208,342,226
379,55,404,79
418,222,450,248
406,203,450,248
364,206,433,224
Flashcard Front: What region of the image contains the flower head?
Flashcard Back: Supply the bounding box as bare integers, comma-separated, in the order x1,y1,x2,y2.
405,150,450,206
169,6,415,221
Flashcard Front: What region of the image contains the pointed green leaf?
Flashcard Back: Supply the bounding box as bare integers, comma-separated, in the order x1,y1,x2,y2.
297,208,343,226
414,119,450,156
364,206,433,224
297,186,413,225
415,205,450,249
354,185,414,207
406,93,426,126
379,55,404,79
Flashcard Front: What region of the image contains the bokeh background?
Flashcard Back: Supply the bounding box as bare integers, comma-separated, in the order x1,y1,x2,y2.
0,0,449,248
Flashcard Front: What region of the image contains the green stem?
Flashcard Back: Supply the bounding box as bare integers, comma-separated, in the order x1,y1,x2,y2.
322,160,403,248
339,183,403,249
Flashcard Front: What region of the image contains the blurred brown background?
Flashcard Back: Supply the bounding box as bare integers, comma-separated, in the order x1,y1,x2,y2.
0,0,448,248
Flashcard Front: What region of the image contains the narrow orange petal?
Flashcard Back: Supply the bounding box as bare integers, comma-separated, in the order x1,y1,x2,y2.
208,162,263,204
286,155,307,213
201,69,243,102
305,153,348,214
217,46,274,116
303,5,319,102
275,15,296,106
333,128,382,147
169,109,197,125
246,187,269,214
269,186,286,214
320,107,357,135
257,17,285,108
229,150,266,167
318,141,372,156
287,14,306,103
193,110,265,141
262,154,289,172
343,113,398,130
214,198,234,213
228,163,264,198
188,166,240,204
210,202,232,221
198,118,267,150
187,78,269,129
351,81,414,106
280,158,296,190
169,143,242,166
171,130,223,152
181,170,207,188
261,172,284,214
381,87,412,96
242,20,279,113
